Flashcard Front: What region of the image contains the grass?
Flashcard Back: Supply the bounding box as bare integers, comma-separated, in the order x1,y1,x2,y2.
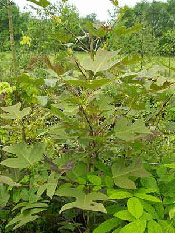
0,52,13,81
75,52,89,60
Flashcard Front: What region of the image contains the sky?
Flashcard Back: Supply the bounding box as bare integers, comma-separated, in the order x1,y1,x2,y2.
13,0,166,21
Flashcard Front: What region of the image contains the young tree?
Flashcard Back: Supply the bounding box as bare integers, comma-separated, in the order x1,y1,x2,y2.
6,0,18,76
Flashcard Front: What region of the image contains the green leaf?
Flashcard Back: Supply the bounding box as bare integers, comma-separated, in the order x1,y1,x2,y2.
67,162,87,183
6,207,45,230
37,96,48,106
21,204,48,213
65,79,111,89
147,220,163,233
119,220,146,233
140,177,159,191
55,188,107,213
88,175,101,186
108,190,133,199
169,208,175,220
115,118,150,141
134,193,161,203
112,158,150,189
154,204,164,219
0,184,10,207
1,103,31,120
44,79,57,87
110,0,118,6
140,211,153,221
37,172,58,198
114,24,142,37
114,210,135,221
112,228,122,233
0,175,21,186
106,205,125,215
164,163,175,168
93,218,120,233
158,220,175,233
127,197,143,219
26,0,50,8
8,213,38,230
104,176,114,188
1,143,45,169
80,48,119,74
37,185,47,197
46,172,58,198
139,200,159,219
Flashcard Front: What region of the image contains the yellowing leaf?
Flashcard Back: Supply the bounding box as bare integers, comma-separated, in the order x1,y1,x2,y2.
0,82,15,94
20,35,32,47
52,16,62,24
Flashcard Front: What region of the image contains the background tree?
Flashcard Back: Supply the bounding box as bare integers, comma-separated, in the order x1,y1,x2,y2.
0,0,29,51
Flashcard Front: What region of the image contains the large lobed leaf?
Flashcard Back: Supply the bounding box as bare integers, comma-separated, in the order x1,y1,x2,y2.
37,172,58,198
80,48,119,74
7,207,47,230
112,158,150,189
55,188,107,213
65,78,112,89
1,143,45,169
1,103,31,120
114,118,150,141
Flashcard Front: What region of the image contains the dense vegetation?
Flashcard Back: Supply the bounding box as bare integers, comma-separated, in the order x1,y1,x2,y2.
1,0,175,232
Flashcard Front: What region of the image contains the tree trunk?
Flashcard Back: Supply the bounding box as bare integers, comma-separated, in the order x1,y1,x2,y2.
7,0,18,77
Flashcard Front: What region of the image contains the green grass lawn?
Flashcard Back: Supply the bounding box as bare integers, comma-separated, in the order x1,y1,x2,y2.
75,52,89,60
0,52,13,81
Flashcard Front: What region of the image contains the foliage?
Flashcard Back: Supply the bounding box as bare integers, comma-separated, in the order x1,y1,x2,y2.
1,0,175,232
0,0,29,51
109,0,175,57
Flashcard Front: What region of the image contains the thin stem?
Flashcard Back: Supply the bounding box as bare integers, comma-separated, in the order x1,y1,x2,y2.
73,56,88,80
21,120,27,142
63,26,89,52
7,0,18,77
